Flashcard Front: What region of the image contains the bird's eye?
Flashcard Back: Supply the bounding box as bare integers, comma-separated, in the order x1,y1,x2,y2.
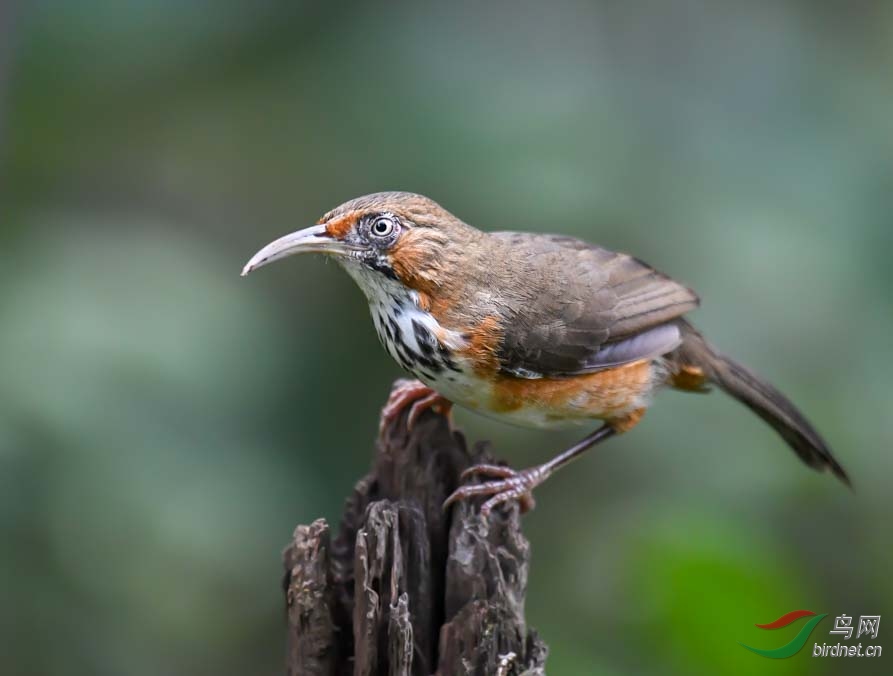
371,217,395,238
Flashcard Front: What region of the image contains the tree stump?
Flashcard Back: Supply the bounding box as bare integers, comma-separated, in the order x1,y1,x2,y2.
282,390,548,676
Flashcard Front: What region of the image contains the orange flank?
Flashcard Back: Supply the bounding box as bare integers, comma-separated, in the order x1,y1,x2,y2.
610,406,646,432
489,359,653,424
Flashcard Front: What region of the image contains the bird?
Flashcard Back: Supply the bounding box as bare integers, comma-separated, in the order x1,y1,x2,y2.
242,191,849,516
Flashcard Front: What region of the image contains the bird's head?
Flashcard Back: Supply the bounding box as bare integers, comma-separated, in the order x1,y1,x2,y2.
242,191,480,303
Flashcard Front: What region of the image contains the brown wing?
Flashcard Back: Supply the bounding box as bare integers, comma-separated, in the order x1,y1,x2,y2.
490,232,699,377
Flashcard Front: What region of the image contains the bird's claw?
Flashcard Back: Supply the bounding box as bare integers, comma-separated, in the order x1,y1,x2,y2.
444,463,548,517
407,391,452,429
379,379,452,435
459,463,516,481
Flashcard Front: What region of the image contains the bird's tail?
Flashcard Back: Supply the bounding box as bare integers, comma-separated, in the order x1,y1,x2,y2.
670,320,849,485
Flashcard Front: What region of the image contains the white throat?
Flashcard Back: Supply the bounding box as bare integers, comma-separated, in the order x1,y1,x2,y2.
338,260,466,381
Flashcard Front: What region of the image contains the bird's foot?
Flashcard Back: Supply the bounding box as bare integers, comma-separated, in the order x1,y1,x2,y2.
443,463,550,517
379,378,453,435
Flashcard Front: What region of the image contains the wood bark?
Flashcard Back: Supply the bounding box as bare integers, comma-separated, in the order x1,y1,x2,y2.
282,396,548,675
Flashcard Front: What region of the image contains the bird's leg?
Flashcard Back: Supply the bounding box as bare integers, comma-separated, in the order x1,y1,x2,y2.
444,425,617,517
379,378,453,434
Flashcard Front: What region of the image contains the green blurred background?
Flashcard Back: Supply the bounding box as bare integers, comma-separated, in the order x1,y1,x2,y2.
2,1,891,674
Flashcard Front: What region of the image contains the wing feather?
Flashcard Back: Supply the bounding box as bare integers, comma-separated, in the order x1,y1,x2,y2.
490,232,699,377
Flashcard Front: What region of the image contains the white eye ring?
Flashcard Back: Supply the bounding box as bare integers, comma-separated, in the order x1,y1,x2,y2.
371,217,395,238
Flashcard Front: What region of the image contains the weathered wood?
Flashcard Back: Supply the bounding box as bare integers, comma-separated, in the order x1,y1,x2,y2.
283,520,336,676
282,391,548,675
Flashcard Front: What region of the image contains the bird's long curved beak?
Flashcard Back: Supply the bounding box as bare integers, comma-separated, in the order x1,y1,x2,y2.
241,224,350,276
